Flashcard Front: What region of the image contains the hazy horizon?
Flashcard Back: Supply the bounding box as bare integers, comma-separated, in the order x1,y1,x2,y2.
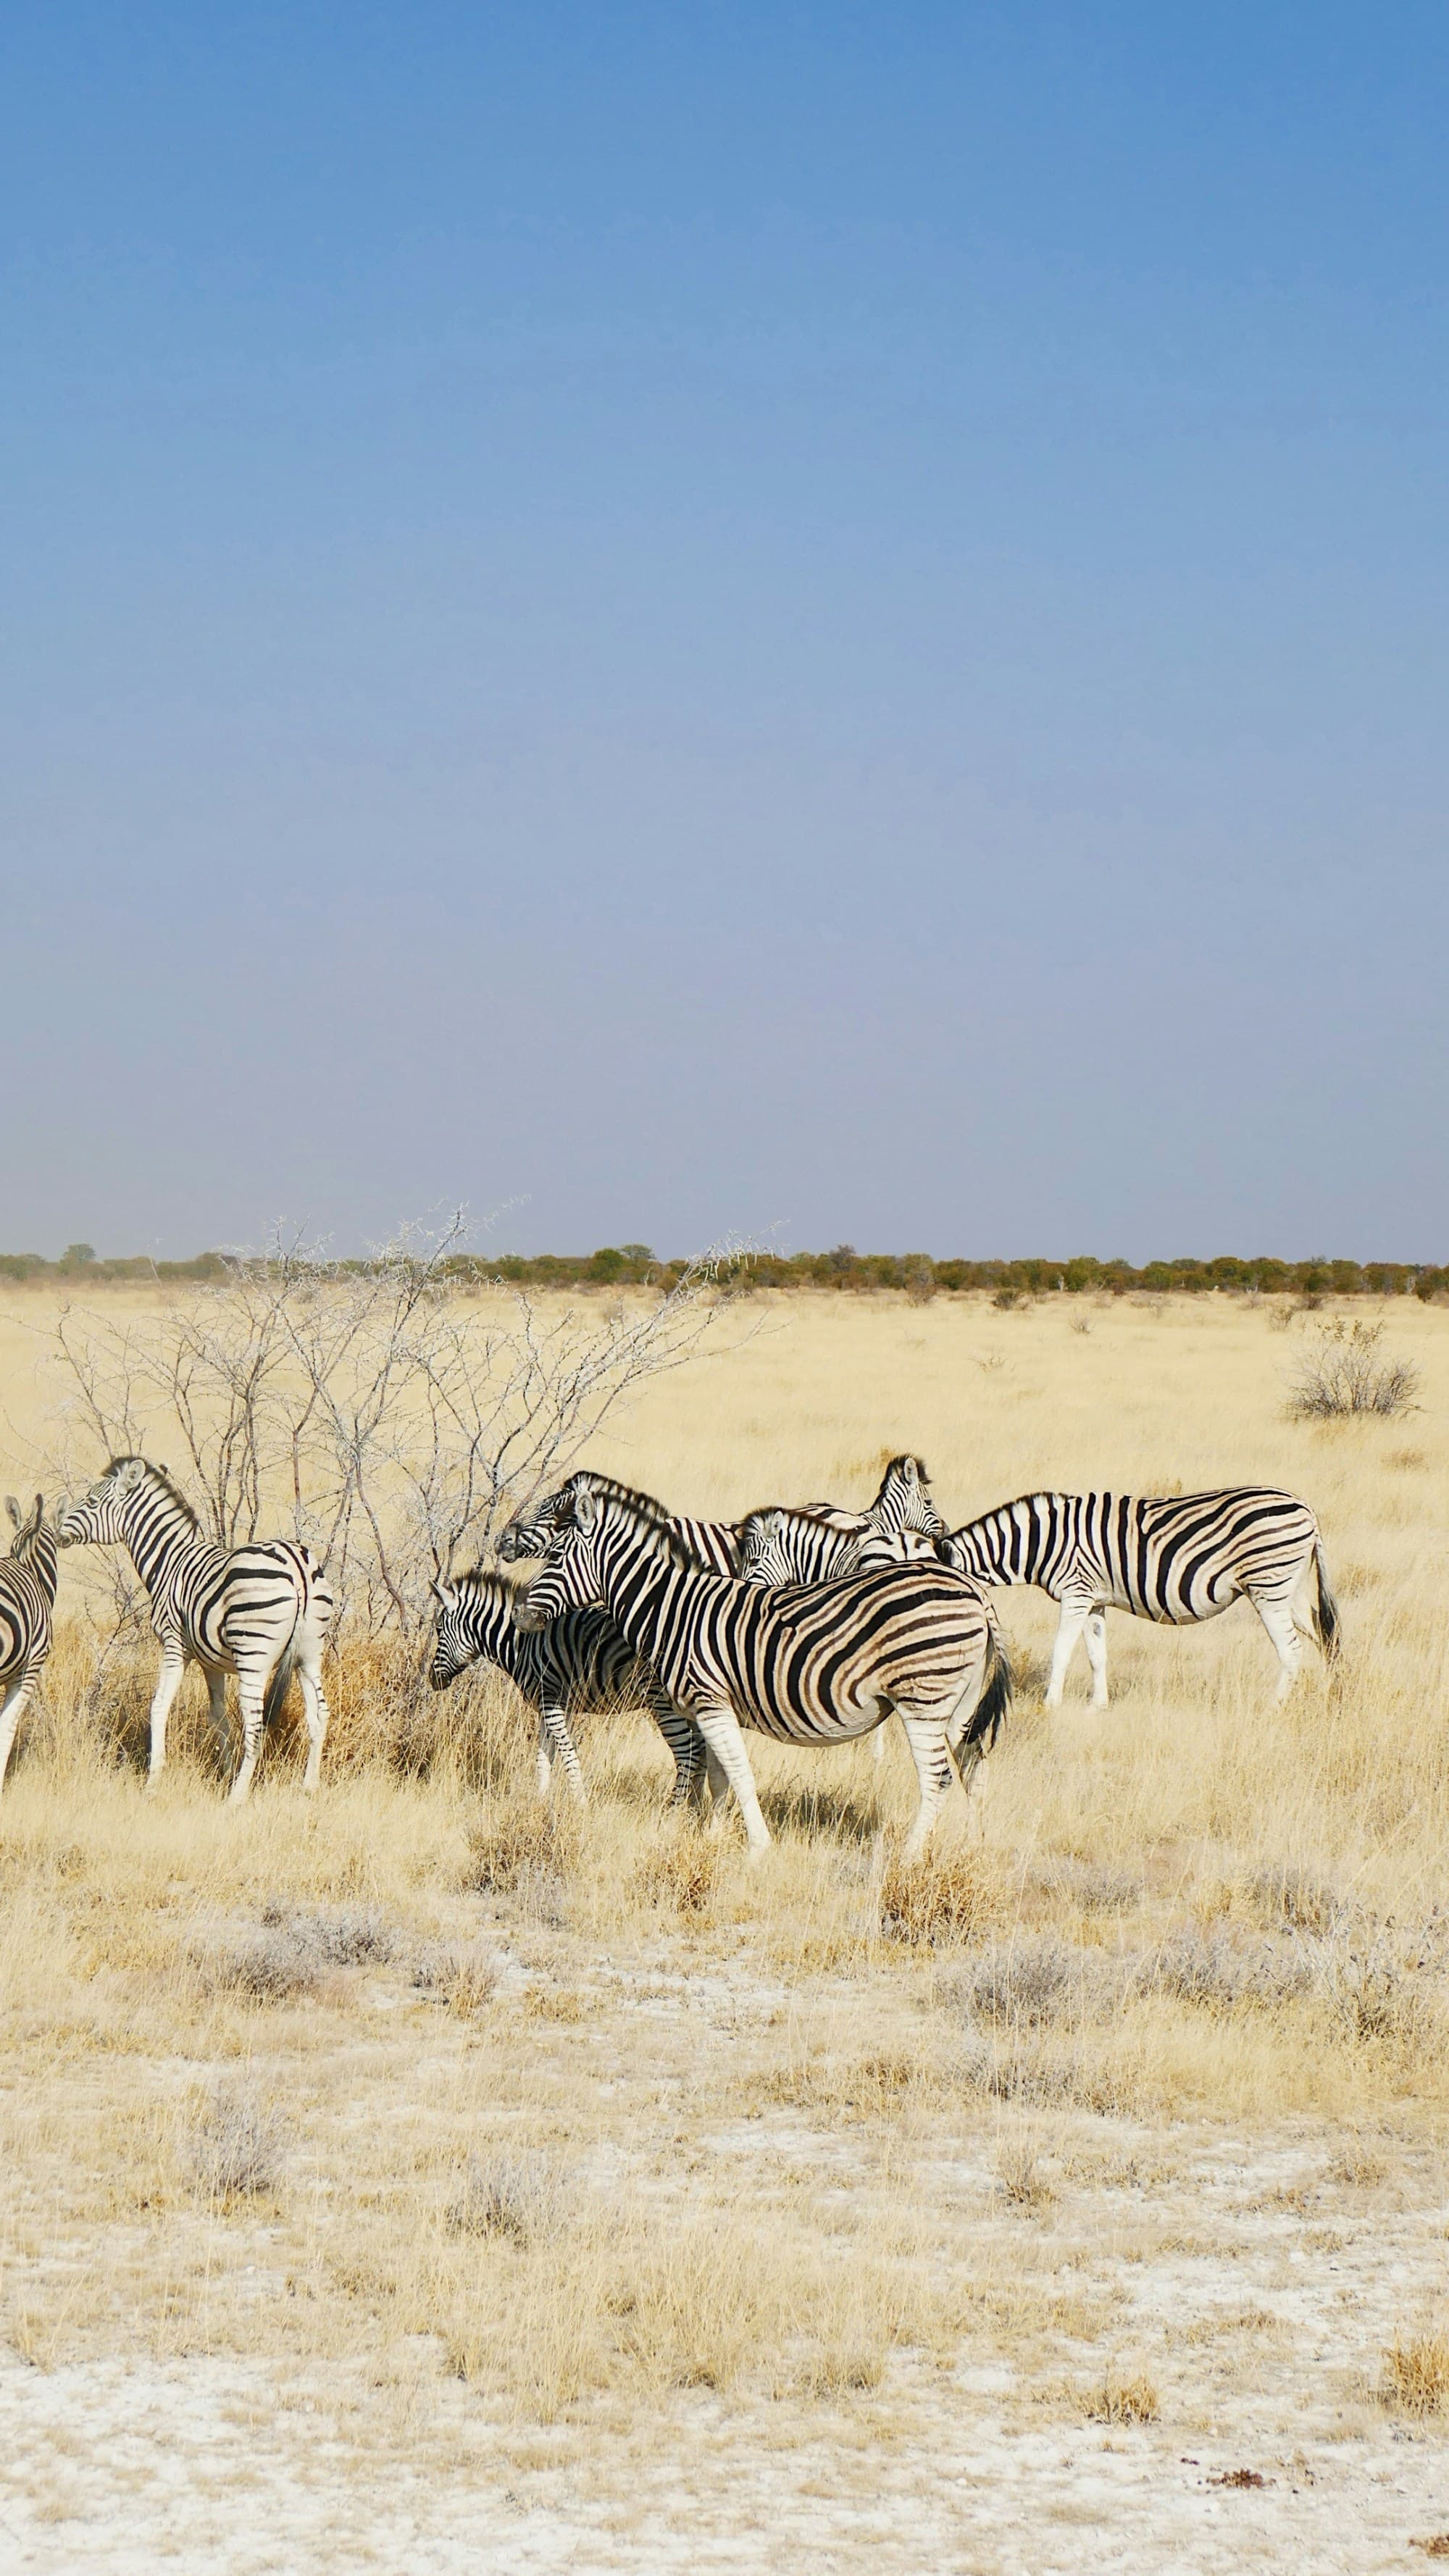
5,6,1445,1261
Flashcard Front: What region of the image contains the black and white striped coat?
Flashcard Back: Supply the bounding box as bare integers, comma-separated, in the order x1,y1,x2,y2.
514,1484,1010,1859
429,1570,705,1803
938,1486,1339,1706
498,1454,944,1578
59,1457,333,1799
0,1496,59,1794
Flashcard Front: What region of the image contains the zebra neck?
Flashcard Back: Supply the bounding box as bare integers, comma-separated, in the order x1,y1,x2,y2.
956,1511,1043,1585
120,1500,199,1602
463,1581,523,1664
593,1529,685,1664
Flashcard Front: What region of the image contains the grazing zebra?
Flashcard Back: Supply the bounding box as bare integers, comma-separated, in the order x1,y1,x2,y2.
429,1570,706,1803
513,1483,1011,1859
58,1458,333,1800
498,1453,944,1576
0,1496,59,1794
937,1486,1340,1707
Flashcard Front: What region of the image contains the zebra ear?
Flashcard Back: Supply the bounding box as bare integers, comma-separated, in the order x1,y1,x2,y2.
4,1497,18,1529
572,1484,599,1533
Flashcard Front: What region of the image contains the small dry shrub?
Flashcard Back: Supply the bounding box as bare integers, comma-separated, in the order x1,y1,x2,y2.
465,1806,579,1907
194,1903,398,1999
880,1847,1006,1947
448,2154,569,2245
1087,2370,1160,2425
631,1829,719,1919
960,1934,1093,2028
1411,2536,1449,2559
1382,2329,1449,2417
1030,1855,1142,1915
190,2082,286,2200
998,2140,1056,2210
1139,1928,1314,2012
1243,1865,1344,1936
1321,1937,1443,2054
1289,1319,1420,1420
413,1942,503,2013
1328,2137,1389,2188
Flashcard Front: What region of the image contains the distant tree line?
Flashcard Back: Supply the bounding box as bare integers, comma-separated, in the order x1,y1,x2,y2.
3,1242,1445,1300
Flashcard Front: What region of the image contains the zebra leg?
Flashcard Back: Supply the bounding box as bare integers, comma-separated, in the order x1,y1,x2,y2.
535,1714,554,1798
691,1707,770,1853
896,1714,956,1863
0,1672,34,1793
1083,1609,1109,1708
147,1640,188,1787
295,1636,329,1794
227,1669,268,1804
204,1668,233,1780
1043,1602,1089,1707
540,1701,585,1799
1251,1594,1305,1701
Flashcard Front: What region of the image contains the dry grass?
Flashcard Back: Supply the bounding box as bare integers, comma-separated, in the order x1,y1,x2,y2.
1,1286,1449,2527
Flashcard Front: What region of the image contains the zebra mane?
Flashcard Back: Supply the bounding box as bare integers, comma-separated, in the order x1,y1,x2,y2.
104,1455,201,1530
567,1468,677,1527
876,1453,930,1490
572,1485,703,1572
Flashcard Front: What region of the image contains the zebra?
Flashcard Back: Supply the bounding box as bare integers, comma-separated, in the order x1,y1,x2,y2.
738,1505,992,1765
58,1457,333,1800
936,1486,1340,1707
429,1569,707,1804
497,1453,944,1577
0,1496,59,1794
512,1481,1011,1860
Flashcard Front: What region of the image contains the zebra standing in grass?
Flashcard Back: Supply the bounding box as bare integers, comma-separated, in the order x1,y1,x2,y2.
0,1496,59,1794
937,1486,1339,1707
59,1458,333,1800
498,1453,944,1577
736,1505,947,1768
429,1570,707,1804
513,1481,1011,1859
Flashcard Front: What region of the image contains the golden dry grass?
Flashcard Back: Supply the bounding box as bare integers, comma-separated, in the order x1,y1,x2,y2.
2,1283,1449,2549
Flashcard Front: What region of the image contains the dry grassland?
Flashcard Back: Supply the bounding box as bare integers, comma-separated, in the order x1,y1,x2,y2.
3,1286,1449,2572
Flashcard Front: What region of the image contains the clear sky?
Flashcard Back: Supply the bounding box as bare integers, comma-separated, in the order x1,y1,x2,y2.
4,4,1445,1259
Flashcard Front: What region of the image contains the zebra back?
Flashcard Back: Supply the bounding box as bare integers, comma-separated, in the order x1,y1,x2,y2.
941,1486,1324,1623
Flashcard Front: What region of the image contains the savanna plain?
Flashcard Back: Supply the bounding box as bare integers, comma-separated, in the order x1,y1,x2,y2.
2,1285,1449,2575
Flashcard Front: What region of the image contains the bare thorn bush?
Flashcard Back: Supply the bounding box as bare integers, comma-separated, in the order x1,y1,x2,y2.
1289,1319,1420,1421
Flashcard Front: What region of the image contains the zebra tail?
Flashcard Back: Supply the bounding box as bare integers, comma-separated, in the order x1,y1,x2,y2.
964,1622,1013,1754
1313,1542,1341,1663
262,1636,300,1731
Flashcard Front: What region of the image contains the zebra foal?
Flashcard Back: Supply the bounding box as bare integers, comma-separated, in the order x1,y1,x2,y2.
513,1482,1010,1860
430,1570,706,1803
59,1458,333,1800
938,1486,1339,1707
0,1496,59,1793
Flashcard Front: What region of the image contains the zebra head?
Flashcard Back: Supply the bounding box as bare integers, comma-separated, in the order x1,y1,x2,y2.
428,1576,472,1689
7,1495,57,1598
496,1489,567,1563
511,1484,611,1631
736,1509,798,1589
868,1455,948,1541
59,1455,155,1547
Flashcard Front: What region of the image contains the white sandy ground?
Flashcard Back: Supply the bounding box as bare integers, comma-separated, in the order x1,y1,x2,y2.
4,2110,1449,2576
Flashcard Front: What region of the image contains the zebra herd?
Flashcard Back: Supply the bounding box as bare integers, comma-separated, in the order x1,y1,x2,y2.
0,1445,1340,1862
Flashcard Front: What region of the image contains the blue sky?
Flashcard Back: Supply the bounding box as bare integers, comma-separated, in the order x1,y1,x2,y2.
3,4,1445,1258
